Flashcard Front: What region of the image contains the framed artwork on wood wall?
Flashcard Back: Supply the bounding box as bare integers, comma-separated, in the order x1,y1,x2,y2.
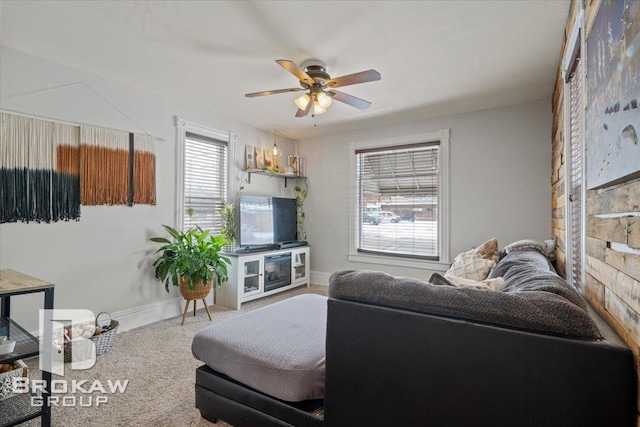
585,0,640,189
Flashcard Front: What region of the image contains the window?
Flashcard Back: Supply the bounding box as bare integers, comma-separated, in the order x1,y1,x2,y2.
563,7,585,290
349,130,450,270
175,117,234,232
567,56,584,289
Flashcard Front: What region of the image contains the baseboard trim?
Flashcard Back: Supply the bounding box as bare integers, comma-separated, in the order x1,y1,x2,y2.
310,270,331,286
111,296,182,333
112,291,214,333
25,293,215,338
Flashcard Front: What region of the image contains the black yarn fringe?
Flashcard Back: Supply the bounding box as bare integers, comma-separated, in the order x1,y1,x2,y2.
30,169,51,222
0,168,80,223
52,172,81,222
1,167,31,223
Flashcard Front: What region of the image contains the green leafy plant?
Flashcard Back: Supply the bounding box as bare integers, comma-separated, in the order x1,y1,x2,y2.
294,180,308,241
150,225,230,293
219,203,237,245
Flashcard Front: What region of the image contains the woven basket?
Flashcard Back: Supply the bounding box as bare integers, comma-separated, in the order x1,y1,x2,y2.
63,312,118,363
179,277,212,300
0,360,28,400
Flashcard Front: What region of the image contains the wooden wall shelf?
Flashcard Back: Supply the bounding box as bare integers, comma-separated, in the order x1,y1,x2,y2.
246,170,305,188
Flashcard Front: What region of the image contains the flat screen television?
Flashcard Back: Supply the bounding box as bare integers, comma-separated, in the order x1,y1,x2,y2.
239,195,298,247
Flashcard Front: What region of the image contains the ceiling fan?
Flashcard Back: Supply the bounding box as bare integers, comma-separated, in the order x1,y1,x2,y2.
245,59,381,117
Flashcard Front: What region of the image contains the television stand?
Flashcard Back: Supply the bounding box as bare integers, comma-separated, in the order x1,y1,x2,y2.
235,245,277,254
216,246,310,310
279,241,308,249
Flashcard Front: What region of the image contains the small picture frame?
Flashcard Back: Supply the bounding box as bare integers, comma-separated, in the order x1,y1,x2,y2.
245,145,256,170
256,149,264,170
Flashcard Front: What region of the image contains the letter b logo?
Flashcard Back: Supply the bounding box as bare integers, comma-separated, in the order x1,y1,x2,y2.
40,309,97,376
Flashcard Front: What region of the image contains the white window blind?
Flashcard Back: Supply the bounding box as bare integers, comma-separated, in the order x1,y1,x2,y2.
356,142,439,259
568,57,583,289
183,131,227,232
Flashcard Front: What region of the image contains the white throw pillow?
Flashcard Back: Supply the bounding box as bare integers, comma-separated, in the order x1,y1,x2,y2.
444,238,505,291
444,276,506,291
446,255,495,282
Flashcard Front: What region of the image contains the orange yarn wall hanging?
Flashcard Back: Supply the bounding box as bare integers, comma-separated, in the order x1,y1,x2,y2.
80,125,156,206
80,126,129,206
133,134,157,206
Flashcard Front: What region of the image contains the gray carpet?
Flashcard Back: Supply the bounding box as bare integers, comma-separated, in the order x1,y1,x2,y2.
21,285,328,427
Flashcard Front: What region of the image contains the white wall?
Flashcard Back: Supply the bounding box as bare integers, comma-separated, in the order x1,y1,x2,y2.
0,46,296,331
300,99,551,282
0,46,552,328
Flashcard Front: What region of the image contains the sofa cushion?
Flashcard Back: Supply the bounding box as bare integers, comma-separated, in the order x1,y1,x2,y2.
329,250,601,339
428,272,455,286
192,294,327,402
472,237,500,263
444,238,504,291
499,239,556,261
445,256,495,282
443,275,506,291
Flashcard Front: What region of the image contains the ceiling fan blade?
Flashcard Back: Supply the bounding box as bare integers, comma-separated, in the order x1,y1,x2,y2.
329,90,372,110
325,69,381,88
245,88,305,97
276,59,315,86
295,96,314,117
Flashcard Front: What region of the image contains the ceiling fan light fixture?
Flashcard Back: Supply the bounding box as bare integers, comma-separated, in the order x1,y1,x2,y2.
246,59,381,118
316,91,332,109
294,93,310,110
313,104,327,115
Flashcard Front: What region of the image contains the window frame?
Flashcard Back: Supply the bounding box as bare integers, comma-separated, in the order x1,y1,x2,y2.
562,6,585,290
175,116,236,232
348,129,450,271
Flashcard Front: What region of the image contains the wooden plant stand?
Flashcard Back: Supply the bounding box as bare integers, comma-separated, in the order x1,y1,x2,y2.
179,278,213,326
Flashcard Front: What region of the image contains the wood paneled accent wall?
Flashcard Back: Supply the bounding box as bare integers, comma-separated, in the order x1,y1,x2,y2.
552,0,640,417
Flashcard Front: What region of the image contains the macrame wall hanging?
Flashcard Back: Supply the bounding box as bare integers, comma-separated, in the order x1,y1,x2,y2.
80,125,130,205
0,112,80,223
79,126,157,206
53,121,81,220
0,112,157,224
133,134,156,205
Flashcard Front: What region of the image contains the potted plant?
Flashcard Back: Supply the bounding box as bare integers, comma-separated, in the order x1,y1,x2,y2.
150,222,230,324
219,203,237,248
294,180,308,241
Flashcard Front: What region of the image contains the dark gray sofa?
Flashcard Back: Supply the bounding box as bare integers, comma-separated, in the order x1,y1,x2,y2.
194,249,636,426
325,249,636,426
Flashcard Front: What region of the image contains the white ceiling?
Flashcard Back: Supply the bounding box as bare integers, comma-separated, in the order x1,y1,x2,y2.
0,1,569,140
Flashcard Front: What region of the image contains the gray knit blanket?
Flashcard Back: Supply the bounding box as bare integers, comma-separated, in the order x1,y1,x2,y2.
329,249,601,339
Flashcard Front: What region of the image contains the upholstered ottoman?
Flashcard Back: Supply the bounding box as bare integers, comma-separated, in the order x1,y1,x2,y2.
192,294,327,427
